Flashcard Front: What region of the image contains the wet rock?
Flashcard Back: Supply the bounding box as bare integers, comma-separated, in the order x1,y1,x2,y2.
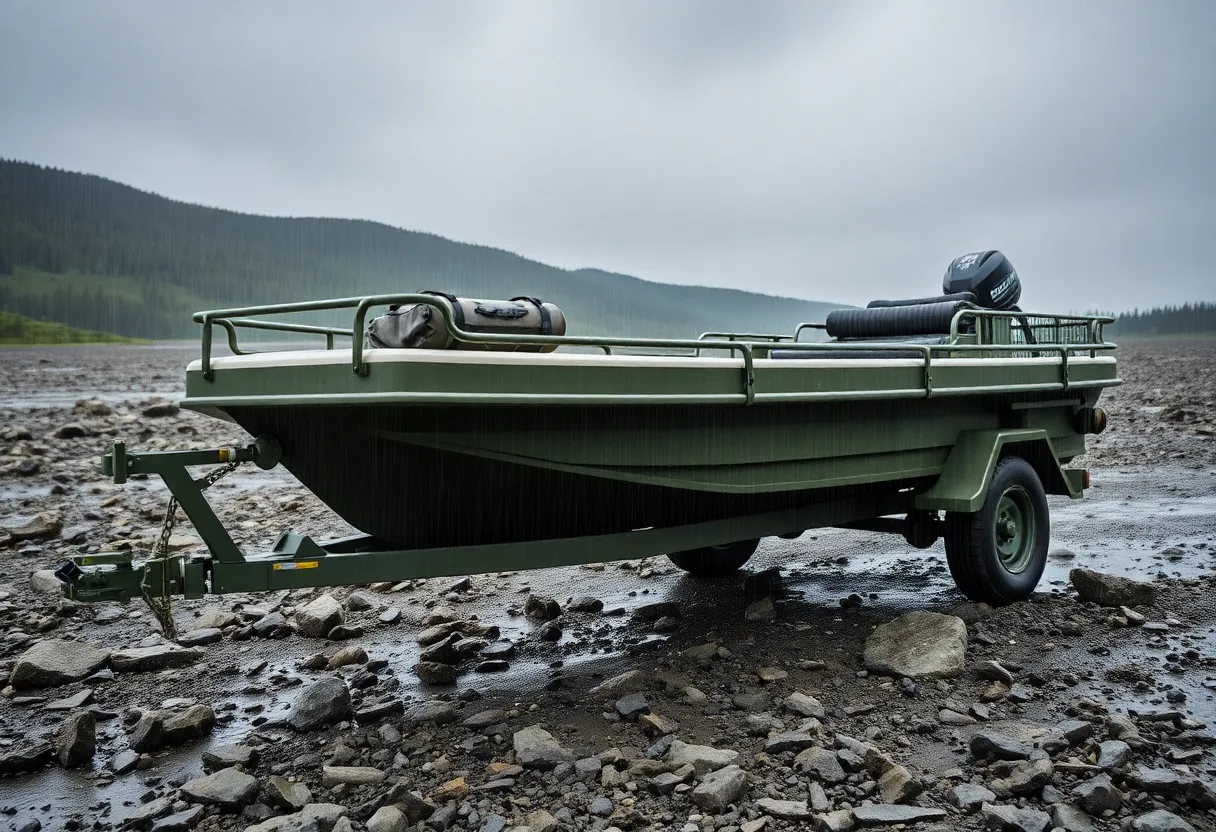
253,611,293,638
142,403,181,418
991,758,1054,797
1051,804,1096,832
326,645,368,670
55,422,92,438
345,590,376,612
667,739,739,775
29,570,63,595
785,691,826,719
56,710,96,768
1123,767,1216,809
1096,739,1131,769
0,741,54,774
177,627,223,647
264,775,312,811
970,729,1032,761
368,806,407,832
327,624,363,640
149,807,204,832
567,595,603,613
180,767,260,811
745,597,776,621
588,796,613,817
203,744,258,771
1069,568,1158,607
615,692,650,720
763,731,817,755
851,804,948,825
322,765,386,787
111,645,203,673
5,514,63,543
245,803,347,832
404,700,457,725
8,639,110,689
755,798,812,820
130,704,216,752
45,688,93,710
1072,772,1122,815
977,659,1015,686
980,802,1051,832
536,620,562,641
1128,809,1198,832
877,764,920,803
416,662,458,685
863,610,967,679
524,594,561,621
690,764,747,811
295,593,345,638
513,725,574,768
288,678,352,731
795,747,846,783
420,633,463,665
109,749,140,774
949,782,995,812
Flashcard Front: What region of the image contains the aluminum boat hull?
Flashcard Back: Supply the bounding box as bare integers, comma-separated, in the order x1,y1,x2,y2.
185,350,1118,549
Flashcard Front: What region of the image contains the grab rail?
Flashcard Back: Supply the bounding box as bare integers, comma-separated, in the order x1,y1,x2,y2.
191,295,1117,404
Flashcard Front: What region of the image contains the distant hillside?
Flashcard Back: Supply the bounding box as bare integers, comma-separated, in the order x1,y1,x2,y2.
0,159,845,341
0,310,145,345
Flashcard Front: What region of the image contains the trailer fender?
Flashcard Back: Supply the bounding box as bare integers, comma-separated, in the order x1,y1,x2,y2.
914,429,1082,514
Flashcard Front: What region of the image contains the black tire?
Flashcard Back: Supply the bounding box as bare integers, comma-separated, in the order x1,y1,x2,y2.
668,538,760,578
944,456,1049,604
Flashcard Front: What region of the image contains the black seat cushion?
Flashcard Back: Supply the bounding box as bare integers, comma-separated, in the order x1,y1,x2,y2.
824,299,977,340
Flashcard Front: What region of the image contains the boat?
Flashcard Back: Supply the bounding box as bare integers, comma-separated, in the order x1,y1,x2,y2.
57,250,1119,622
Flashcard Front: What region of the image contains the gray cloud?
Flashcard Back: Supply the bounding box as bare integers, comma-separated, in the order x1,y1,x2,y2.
1,0,1213,310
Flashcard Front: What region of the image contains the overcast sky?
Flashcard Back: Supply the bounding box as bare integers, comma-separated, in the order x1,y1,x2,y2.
2,1,1213,311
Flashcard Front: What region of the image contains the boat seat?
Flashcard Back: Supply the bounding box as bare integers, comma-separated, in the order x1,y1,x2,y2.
769,293,978,360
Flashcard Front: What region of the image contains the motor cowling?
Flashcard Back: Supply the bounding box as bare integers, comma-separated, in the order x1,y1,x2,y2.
942,250,1021,310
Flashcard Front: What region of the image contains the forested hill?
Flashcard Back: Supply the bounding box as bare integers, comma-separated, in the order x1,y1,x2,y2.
0,159,844,340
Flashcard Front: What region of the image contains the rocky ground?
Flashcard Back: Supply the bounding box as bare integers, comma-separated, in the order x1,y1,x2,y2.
0,338,1214,832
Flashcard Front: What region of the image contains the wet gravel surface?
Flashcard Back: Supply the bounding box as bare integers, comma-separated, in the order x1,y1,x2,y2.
0,338,1214,832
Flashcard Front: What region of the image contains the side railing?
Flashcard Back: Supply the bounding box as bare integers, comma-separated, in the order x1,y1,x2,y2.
191,295,1117,404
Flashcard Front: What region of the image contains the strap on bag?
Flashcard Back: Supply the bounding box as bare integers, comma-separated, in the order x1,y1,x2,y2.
510,296,552,335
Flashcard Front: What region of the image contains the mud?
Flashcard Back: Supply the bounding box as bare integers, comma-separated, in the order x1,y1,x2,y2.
1,338,1215,832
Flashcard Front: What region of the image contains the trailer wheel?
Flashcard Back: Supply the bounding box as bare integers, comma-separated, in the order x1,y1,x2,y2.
668,538,760,578
944,456,1049,604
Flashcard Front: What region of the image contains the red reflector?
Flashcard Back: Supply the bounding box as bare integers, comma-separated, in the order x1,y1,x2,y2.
1083,471,1091,489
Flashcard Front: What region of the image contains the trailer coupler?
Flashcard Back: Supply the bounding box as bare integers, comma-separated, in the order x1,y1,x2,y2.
54,436,281,609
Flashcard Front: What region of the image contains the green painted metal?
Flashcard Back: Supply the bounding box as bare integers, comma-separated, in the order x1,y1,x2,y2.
995,485,1035,573
53,294,1119,604
913,429,1080,513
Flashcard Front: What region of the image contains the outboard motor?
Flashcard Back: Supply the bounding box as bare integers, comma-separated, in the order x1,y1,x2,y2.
943,249,1035,344
942,250,1021,310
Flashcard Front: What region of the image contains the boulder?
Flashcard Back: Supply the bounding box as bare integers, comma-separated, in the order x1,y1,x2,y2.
9,639,111,689
111,645,203,673
863,610,967,679
512,725,574,769
288,678,352,732
1069,568,1158,607
295,594,345,638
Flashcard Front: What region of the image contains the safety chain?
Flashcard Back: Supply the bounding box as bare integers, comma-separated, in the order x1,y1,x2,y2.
140,460,242,639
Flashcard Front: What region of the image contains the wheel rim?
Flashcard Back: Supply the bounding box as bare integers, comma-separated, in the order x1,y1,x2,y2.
994,485,1035,574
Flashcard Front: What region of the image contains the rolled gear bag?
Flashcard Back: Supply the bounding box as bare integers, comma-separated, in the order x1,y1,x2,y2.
364,291,567,352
